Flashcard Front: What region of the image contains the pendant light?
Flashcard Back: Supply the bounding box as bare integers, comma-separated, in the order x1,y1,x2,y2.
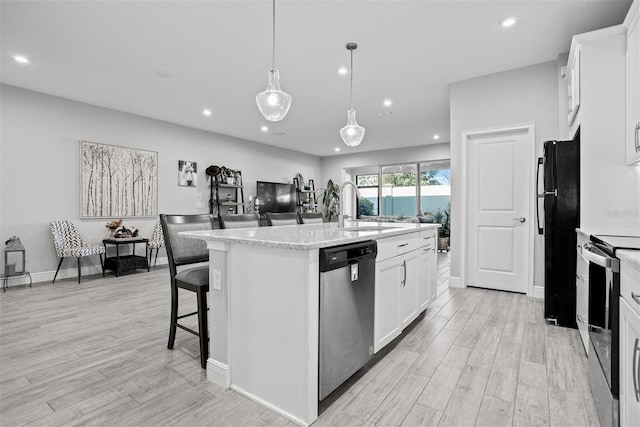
340,42,365,147
256,0,292,122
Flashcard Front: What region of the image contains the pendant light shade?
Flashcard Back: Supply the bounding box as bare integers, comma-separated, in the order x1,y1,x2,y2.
340,109,365,147
340,42,364,147
256,69,292,121
256,0,291,122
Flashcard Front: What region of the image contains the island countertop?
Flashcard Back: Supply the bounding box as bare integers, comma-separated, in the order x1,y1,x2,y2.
180,220,439,250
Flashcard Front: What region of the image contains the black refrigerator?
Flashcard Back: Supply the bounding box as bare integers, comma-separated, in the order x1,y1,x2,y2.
536,136,580,328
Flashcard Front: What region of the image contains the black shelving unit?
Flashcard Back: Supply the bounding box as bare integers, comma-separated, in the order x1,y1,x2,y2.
209,172,246,216
293,177,317,213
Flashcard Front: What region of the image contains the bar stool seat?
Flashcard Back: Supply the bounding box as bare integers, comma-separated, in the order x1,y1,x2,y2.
160,213,214,369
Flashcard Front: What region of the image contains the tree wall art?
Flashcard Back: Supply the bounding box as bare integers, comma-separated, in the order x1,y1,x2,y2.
80,141,158,218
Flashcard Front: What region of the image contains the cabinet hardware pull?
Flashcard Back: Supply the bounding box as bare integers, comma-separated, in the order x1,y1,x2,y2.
632,292,640,306
634,338,640,402
401,260,406,287
635,122,640,153
397,243,409,248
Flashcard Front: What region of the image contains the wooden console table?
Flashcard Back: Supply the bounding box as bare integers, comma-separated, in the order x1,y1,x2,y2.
102,237,150,277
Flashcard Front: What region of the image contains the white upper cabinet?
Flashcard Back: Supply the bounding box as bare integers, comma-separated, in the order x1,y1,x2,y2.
626,0,640,165
567,45,581,129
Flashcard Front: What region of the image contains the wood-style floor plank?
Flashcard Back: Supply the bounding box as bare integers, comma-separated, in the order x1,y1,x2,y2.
0,253,600,427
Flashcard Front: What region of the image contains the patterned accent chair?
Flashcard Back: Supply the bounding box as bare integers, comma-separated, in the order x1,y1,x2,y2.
50,220,105,284
148,222,165,267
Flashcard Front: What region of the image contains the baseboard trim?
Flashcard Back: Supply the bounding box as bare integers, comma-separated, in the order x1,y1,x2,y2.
2,257,169,288
206,358,231,389
532,285,544,300
229,384,310,427
449,276,463,288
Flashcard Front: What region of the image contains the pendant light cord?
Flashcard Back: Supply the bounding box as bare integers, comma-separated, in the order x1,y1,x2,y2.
349,49,354,109
272,0,276,70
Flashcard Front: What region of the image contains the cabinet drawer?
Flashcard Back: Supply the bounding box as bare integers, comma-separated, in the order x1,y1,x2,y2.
620,261,640,317
419,228,436,246
376,233,419,261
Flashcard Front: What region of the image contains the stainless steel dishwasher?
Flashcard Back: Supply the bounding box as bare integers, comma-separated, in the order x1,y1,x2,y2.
319,240,377,401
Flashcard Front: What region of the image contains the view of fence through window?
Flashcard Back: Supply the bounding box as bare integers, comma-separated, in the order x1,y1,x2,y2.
356,163,451,218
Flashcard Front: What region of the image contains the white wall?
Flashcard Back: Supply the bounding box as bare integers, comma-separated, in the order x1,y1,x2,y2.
450,61,559,289
0,84,321,281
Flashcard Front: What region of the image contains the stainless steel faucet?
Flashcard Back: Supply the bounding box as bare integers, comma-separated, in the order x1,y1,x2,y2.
338,181,362,227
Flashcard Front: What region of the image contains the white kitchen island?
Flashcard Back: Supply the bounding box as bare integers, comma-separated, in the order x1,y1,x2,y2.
181,221,439,426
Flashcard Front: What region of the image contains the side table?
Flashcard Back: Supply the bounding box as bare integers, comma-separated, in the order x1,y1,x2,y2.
102,237,150,277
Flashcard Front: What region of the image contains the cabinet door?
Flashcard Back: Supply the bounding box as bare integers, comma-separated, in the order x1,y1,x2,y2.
627,9,640,165
374,257,402,352
620,297,640,427
576,234,590,354
417,246,431,312
417,238,436,312
400,251,419,329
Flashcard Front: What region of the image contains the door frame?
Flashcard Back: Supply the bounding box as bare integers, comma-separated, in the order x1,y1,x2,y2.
460,123,536,297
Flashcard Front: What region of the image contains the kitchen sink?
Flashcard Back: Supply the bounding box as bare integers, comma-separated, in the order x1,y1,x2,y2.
339,226,399,232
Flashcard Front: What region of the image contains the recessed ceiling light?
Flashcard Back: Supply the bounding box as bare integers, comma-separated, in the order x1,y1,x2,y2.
433,134,440,140
13,55,29,64
338,67,348,75
261,126,268,132
383,99,392,107
334,147,340,152
203,109,212,117
500,16,517,27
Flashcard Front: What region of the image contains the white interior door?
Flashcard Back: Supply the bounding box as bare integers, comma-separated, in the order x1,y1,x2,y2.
467,130,530,293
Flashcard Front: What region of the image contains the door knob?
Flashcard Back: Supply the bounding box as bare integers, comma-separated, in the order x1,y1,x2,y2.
513,217,526,223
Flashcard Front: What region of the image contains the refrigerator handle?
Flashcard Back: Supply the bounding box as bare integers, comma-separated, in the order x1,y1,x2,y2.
536,158,544,235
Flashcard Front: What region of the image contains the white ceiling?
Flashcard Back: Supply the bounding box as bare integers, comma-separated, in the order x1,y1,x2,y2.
0,0,632,157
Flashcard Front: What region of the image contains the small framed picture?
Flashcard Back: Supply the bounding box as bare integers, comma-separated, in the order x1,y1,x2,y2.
178,160,197,187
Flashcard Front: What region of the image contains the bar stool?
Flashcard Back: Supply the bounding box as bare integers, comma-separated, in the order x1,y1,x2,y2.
159,214,213,369
266,212,299,226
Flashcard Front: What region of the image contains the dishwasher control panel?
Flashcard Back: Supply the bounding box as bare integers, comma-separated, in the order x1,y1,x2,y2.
319,240,377,272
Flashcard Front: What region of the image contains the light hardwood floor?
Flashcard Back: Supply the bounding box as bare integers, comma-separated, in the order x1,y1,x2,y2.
0,253,599,426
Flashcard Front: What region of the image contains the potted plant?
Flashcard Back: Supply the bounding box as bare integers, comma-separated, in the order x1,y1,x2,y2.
320,179,340,222
434,205,450,251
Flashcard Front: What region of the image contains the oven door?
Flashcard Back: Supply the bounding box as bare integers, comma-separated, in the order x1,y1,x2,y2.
582,242,621,426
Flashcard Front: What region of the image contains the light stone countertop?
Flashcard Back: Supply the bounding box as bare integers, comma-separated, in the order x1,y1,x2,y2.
180,221,440,250
618,249,640,272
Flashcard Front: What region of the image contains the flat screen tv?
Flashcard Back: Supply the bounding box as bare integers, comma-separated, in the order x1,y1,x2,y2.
256,181,296,216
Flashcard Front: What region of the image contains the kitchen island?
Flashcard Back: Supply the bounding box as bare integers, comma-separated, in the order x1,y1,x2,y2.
181,221,439,426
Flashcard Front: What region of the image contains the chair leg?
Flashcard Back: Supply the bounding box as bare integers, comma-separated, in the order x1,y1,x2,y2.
167,284,178,349
52,257,64,284
77,257,81,284
100,253,104,276
154,249,159,267
196,287,209,369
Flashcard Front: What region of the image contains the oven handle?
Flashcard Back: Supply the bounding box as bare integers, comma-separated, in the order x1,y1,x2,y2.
581,243,620,273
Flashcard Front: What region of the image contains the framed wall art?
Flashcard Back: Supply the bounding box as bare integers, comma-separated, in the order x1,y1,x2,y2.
80,140,158,218
178,160,197,187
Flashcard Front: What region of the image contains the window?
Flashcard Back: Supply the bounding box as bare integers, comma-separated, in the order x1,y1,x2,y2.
381,164,417,217
356,174,379,216
353,161,450,219
419,166,451,217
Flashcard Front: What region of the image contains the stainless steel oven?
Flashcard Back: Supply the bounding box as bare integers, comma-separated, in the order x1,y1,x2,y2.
583,235,640,427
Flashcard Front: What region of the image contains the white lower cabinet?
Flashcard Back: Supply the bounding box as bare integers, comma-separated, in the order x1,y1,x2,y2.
374,256,404,352
399,251,419,329
374,229,437,353
417,237,437,312
619,297,640,427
